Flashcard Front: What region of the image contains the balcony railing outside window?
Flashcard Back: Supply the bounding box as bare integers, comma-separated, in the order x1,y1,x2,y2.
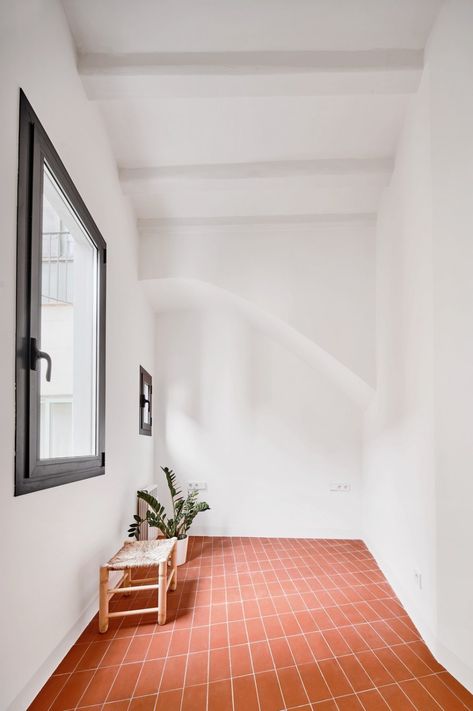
41,227,74,305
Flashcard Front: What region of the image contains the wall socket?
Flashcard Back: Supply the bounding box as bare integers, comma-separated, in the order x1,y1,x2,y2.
188,481,207,492
329,482,351,492
414,569,423,590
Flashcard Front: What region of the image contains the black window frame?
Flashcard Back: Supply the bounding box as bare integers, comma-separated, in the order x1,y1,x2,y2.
139,366,152,436
15,90,106,496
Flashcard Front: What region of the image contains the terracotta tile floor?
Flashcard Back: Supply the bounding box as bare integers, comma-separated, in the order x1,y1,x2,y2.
29,537,473,710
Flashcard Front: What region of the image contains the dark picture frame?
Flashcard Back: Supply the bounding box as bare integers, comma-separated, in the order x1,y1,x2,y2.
139,366,152,436
15,90,107,495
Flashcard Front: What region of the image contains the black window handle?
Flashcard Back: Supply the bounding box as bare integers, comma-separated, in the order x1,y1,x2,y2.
140,394,150,408
30,337,52,382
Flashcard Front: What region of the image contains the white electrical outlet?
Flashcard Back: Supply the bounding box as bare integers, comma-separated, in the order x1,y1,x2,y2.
414,569,423,590
329,482,351,492
188,481,207,492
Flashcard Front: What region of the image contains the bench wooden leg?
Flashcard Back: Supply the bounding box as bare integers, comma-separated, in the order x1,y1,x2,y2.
99,566,109,633
170,545,177,592
124,568,132,596
158,560,167,625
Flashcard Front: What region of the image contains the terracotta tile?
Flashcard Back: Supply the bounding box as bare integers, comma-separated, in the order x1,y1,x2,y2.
277,666,309,707
124,635,153,663
155,688,182,710
439,671,473,706
189,626,209,653
168,628,191,656
255,670,284,711
407,640,444,672
103,701,130,711
53,644,88,674
233,674,260,711
184,651,208,686
208,679,233,710
146,632,172,659
378,683,417,709
262,614,285,639
335,695,365,710
76,640,110,670
77,666,118,706
373,647,412,682
393,643,433,676
269,637,294,668
250,640,274,673
279,612,302,636
230,643,253,677
134,659,165,696
318,659,352,697
419,674,468,710
356,650,395,687
28,674,70,710
286,634,314,665
209,646,231,681
210,622,229,649
160,654,187,692
357,688,390,710
246,617,266,642
312,700,338,710
337,654,374,692
100,638,132,667
298,662,331,703
107,662,142,702
28,537,473,711
128,696,157,711
339,626,370,653
306,632,334,660
50,670,95,710
181,683,207,710
297,611,319,634
400,678,443,710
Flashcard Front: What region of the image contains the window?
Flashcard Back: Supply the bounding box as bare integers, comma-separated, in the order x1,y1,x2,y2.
15,91,106,495
139,367,152,436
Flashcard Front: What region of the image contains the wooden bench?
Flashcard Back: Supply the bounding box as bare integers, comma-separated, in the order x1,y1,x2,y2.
99,537,177,632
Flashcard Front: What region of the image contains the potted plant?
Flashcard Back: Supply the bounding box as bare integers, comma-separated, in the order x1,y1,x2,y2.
128,466,210,565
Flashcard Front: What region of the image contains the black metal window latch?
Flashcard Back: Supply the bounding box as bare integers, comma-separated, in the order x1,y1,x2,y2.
30,337,52,382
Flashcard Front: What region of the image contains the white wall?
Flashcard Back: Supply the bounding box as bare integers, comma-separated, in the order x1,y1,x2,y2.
363,0,473,692
141,221,376,385
0,2,154,709
154,303,364,540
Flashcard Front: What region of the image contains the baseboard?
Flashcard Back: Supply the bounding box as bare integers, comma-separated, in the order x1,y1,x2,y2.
190,525,362,539
364,537,473,694
6,593,98,711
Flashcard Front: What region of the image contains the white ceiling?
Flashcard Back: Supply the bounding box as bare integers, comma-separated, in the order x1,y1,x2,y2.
62,0,443,232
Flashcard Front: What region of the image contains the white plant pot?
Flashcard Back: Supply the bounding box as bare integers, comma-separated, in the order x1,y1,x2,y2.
176,536,188,566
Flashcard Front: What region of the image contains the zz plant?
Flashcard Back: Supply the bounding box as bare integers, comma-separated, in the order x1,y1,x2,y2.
128,466,210,541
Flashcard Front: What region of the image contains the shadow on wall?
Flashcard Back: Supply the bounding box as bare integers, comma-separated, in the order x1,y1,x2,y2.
154,303,365,540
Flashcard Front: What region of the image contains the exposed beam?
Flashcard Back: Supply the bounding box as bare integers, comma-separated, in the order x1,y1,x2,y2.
79,49,423,99
139,213,376,236
120,157,393,192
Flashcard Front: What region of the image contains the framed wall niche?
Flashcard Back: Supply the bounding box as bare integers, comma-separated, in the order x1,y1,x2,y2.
139,366,152,436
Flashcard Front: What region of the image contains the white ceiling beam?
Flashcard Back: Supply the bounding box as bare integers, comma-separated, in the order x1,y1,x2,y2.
120,157,393,192
79,49,423,98
138,212,376,237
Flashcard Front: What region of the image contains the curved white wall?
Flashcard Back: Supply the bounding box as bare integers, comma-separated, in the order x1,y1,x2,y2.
154,304,364,539
141,220,376,386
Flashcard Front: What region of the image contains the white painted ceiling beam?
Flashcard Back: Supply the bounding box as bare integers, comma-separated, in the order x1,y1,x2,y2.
138,212,376,238
120,156,393,192
79,49,423,98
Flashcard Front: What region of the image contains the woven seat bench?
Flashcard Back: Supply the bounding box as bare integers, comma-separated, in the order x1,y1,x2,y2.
99,537,177,632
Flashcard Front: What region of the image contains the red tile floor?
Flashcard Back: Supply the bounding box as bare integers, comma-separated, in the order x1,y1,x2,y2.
29,537,473,711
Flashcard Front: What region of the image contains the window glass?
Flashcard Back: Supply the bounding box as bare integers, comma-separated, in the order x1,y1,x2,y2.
39,165,98,459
